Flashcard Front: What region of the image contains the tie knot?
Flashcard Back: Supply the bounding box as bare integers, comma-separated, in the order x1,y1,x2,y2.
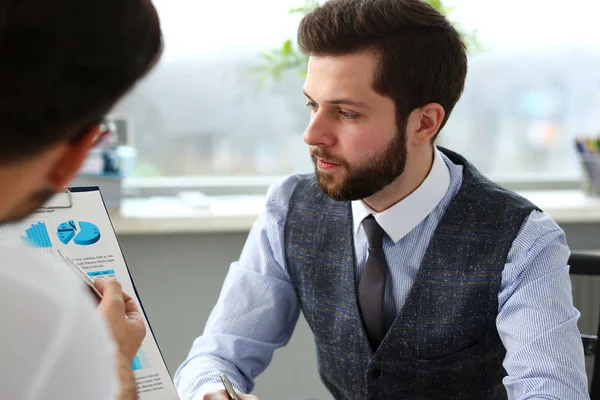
362,215,385,248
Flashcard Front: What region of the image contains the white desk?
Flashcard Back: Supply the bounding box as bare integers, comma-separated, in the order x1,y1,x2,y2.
109,190,600,235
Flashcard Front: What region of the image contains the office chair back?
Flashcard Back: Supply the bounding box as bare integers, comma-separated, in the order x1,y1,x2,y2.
569,251,600,399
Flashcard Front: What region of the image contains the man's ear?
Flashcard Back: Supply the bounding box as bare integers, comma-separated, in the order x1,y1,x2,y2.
47,127,100,191
410,103,445,146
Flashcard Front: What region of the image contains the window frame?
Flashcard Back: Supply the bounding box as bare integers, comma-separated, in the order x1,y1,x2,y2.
122,173,583,198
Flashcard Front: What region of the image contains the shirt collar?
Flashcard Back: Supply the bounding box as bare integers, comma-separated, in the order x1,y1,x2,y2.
351,147,450,243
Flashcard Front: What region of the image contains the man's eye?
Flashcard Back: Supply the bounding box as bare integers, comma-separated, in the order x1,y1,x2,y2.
340,110,358,119
305,101,317,110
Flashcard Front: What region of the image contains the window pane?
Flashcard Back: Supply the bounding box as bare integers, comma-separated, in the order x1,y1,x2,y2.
439,0,600,179
112,0,600,179
112,0,311,178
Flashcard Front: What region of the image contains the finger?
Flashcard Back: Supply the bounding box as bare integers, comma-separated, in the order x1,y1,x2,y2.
94,277,106,293
122,294,135,317
124,313,146,339
95,278,122,298
97,280,125,316
101,279,124,300
203,391,231,400
121,289,133,302
96,279,133,301
96,280,138,322
123,296,139,314
124,298,144,323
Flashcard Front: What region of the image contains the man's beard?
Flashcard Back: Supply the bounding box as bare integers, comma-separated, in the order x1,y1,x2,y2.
0,187,56,225
311,129,408,201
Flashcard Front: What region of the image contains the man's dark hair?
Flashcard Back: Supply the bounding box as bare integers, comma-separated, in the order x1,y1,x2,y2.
0,0,162,162
298,0,467,139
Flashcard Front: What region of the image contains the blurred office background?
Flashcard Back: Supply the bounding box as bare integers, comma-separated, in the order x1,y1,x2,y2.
84,1,600,398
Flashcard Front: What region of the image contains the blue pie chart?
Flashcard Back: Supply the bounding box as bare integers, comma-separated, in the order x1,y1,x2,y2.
57,220,101,246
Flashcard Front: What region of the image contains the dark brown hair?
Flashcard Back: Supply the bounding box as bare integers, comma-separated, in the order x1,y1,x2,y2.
298,0,467,139
0,0,162,162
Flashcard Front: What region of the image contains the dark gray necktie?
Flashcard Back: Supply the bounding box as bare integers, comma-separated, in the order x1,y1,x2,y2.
358,215,388,350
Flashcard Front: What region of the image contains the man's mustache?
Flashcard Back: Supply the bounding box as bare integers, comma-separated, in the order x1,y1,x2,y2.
309,147,346,166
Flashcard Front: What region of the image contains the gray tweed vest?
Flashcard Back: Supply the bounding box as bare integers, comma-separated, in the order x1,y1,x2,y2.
284,148,538,399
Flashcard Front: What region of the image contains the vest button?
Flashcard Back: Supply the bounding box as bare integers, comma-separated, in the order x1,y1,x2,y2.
371,367,383,379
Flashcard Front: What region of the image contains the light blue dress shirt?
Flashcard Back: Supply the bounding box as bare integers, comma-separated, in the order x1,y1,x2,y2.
175,149,589,399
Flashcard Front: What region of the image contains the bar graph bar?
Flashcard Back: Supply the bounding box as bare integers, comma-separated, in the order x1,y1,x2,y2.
87,270,116,278
21,222,52,248
131,349,150,371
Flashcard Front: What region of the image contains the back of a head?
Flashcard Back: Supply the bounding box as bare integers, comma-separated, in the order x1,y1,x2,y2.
0,0,162,161
298,0,467,136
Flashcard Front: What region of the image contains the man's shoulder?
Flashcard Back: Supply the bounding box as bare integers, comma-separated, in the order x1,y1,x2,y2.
265,173,316,205
513,209,565,251
268,173,314,194
0,238,104,337
0,239,81,299
441,147,539,212
0,239,118,399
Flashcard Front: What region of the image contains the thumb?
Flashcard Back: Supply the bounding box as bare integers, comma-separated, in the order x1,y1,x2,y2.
94,277,110,294
96,279,125,315
95,278,122,298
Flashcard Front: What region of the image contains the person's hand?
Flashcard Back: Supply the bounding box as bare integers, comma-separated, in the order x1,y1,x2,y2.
95,278,146,361
202,390,260,400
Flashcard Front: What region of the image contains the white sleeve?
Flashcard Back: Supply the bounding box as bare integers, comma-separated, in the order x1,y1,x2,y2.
0,243,119,400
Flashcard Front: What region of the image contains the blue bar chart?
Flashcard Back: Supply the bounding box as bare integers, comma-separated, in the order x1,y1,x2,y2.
21,222,52,248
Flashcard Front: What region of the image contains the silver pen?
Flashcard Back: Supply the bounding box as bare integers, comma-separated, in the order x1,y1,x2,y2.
58,249,103,300
219,374,240,400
